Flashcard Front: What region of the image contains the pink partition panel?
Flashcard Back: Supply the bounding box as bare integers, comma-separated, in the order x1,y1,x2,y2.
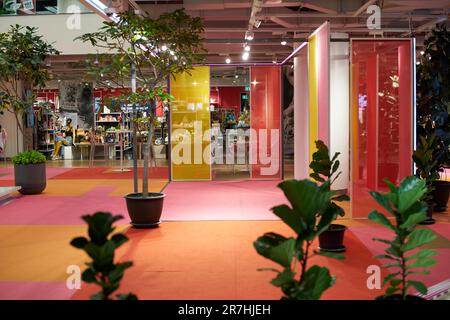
250,66,281,179
351,40,413,218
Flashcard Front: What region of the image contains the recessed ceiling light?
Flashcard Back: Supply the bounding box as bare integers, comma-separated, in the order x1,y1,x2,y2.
225,57,231,64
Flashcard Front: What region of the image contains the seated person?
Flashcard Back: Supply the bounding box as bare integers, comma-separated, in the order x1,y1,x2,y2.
51,118,75,160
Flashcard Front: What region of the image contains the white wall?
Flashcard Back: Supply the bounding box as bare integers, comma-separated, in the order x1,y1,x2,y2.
0,13,106,55
329,34,350,190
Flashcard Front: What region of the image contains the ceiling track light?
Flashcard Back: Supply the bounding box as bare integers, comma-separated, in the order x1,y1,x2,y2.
245,30,254,41
244,44,251,52
242,51,250,61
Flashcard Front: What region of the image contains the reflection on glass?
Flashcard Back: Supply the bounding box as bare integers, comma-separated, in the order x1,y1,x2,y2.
351,40,412,218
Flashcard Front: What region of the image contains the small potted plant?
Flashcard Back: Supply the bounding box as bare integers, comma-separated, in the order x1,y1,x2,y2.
309,140,350,252
254,179,344,300
70,212,137,300
12,150,46,195
368,176,437,300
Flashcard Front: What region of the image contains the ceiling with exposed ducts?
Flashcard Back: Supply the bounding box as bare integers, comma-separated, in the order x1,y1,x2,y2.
122,0,450,63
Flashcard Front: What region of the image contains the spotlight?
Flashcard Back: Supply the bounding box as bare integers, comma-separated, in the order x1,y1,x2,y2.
235,74,239,79
420,50,424,55
225,57,231,64
245,31,254,41
281,39,287,46
242,52,250,61
244,44,251,52
254,20,262,28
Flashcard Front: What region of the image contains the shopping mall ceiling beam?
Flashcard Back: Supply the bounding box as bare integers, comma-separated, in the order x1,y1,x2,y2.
269,17,297,29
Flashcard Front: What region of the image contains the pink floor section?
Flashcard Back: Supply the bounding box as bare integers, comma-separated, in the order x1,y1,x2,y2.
0,187,128,225
162,181,283,221
0,282,74,300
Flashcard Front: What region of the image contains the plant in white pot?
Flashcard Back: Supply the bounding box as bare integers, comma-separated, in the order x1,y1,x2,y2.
12,150,46,194
77,10,206,227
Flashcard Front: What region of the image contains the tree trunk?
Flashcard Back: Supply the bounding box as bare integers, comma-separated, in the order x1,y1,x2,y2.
142,121,153,198
130,63,138,193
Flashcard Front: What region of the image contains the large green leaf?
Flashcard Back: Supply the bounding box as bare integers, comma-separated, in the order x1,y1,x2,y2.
298,266,334,300
253,233,295,268
402,229,437,251
368,210,395,231
397,176,427,214
400,211,427,229
408,257,436,269
383,272,400,285
369,191,393,214
271,205,304,234
277,180,332,225
406,248,437,261
271,269,296,287
407,280,428,295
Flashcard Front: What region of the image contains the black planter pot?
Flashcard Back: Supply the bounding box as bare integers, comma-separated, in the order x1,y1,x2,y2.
419,203,436,225
318,224,347,252
124,192,165,228
14,163,46,195
375,294,426,300
431,180,450,212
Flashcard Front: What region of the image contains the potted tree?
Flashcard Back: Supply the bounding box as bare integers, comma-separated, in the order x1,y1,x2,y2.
254,179,344,300
0,25,60,150
412,134,441,224
417,24,450,212
12,150,46,194
77,10,205,227
368,176,437,300
309,140,350,252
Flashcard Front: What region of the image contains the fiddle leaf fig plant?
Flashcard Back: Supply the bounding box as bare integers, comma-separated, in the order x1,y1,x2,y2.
70,212,138,300
254,179,344,300
368,176,437,299
310,140,350,218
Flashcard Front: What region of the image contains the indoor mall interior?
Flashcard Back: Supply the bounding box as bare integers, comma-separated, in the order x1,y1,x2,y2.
0,0,449,301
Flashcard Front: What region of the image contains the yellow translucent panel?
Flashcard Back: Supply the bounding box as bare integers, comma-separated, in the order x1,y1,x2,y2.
170,66,211,180
308,34,318,162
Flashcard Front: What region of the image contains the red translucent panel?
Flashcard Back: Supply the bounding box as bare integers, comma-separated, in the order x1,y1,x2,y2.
351,40,413,218
250,66,282,179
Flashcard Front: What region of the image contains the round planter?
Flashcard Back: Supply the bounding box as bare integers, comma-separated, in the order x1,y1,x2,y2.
419,203,436,225
318,224,347,252
14,163,46,195
375,294,426,300
124,192,165,228
431,180,450,212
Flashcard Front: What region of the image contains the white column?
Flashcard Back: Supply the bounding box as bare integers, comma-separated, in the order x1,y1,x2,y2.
329,33,350,190
294,47,309,180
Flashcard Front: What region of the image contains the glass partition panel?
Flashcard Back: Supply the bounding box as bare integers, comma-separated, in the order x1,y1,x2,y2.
351,39,413,218
170,66,211,180
249,66,281,180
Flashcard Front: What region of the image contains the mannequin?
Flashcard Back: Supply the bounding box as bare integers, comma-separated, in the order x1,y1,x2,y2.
52,118,76,160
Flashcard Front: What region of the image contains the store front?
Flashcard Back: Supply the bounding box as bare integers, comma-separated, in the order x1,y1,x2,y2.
169,65,282,181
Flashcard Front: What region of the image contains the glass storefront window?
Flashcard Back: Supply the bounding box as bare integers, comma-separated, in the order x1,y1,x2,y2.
0,0,91,15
